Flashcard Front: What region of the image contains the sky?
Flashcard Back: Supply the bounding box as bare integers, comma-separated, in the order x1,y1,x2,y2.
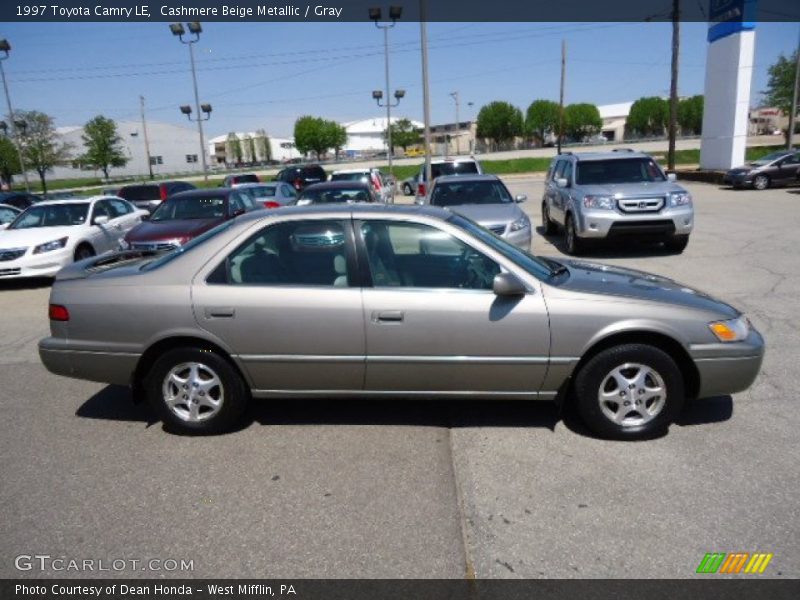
0,21,798,138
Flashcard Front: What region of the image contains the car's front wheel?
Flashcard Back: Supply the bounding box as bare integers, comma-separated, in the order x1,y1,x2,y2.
146,347,249,434
573,343,684,440
665,234,689,253
541,201,556,235
403,183,413,195
564,213,584,255
752,174,770,190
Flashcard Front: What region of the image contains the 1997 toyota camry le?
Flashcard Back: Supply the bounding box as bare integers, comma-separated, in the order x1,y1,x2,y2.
39,205,764,439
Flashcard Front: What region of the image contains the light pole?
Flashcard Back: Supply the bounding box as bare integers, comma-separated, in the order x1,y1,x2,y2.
0,39,30,192
170,22,209,181
419,0,432,186
449,91,461,155
369,6,402,177
178,103,213,160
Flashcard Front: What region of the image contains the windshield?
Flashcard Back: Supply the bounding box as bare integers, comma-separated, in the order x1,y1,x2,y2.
142,220,236,272
431,180,512,207
448,213,554,280
151,196,226,221
244,185,277,197
750,151,789,165
575,158,666,185
331,172,369,182
298,186,371,203
430,162,479,179
10,203,90,229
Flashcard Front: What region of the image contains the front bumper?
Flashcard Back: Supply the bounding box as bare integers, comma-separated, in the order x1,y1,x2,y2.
575,206,693,240
723,171,752,186
690,329,765,398
39,337,139,386
0,248,72,279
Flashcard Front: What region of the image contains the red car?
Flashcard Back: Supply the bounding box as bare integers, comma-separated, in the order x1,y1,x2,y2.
122,189,262,251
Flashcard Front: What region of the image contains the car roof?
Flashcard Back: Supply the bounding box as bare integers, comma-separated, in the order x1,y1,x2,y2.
430,157,479,164
232,203,451,225
332,168,372,174
119,181,184,188
168,189,232,200
434,174,499,184
557,150,653,162
32,195,109,206
233,182,275,188
0,203,21,210
302,181,372,191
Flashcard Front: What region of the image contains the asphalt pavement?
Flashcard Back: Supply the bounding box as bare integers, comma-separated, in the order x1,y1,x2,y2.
0,180,797,579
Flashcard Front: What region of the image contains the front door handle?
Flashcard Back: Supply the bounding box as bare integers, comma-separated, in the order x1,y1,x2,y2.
372,310,404,323
205,307,235,319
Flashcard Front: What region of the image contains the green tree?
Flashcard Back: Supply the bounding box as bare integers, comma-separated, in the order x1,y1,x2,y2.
325,121,348,160
625,97,669,138
0,136,21,187
525,99,560,146
17,110,73,195
226,132,243,165
677,95,704,135
384,118,421,153
79,115,129,179
254,128,271,162
762,50,799,144
563,103,602,141
242,135,256,163
476,101,523,150
294,116,337,160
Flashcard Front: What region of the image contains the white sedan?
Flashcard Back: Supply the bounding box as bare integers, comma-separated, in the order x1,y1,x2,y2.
0,196,148,279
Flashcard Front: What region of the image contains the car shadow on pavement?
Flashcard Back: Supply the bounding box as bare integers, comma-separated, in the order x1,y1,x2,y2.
675,395,733,427
76,385,157,426
537,230,684,259
0,277,52,291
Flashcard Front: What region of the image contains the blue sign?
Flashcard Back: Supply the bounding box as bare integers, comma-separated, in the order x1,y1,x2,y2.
708,0,757,42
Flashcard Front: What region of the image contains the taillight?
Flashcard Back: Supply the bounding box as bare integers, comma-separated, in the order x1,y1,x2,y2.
49,304,70,321
417,182,426,196
264,201,280,209
159,185,167,201
293,178,302,190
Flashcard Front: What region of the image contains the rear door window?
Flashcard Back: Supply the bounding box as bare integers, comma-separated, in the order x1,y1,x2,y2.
118,185,160,201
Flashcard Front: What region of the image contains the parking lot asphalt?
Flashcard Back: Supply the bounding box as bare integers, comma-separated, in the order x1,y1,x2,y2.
1,180,798,579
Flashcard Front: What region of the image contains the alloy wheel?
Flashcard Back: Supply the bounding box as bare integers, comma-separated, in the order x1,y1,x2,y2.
162,362,225,423
597,362,667,427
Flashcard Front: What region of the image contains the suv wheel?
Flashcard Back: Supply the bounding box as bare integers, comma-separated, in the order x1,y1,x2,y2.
752,174,770,190
541,202,556,235
564,214,584,255
665,235,689,253
403,182,413,195
146,347,249,434
573,344,684,440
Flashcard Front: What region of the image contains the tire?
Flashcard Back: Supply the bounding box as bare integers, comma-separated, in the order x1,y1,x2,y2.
146,347,249,434
573,343,684,440
74,244,95,262
541,201,556,235
665,234,689,253
564,213,584,255
403,183,413,196
752,174,770,190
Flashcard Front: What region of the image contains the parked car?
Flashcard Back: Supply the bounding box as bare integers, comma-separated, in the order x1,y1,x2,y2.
415,157,483,200
418,174,531,249
233,182,297,208
274,164,326,191
330,168,392,203
39,204,764,439
294,181,378,206
541,150,694,255
0,191,43,210
222,173,260,187
401,173,420,196
0,203,22,228
723,150,800,190
0,196,147,279
121,188,262,252
117,181,196,213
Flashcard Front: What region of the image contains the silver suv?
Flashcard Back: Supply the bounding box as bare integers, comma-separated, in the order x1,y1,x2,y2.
541,150,694,254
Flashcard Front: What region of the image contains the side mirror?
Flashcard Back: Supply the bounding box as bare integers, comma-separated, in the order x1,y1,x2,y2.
667,172,677,182
93,215,109,226
492,272,526,296
556,178,569,189
515,194,527,203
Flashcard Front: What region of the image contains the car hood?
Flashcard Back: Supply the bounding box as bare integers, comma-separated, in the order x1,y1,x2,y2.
125,218,221,242
0,225,81,249
576,181,685,197
729,162,771,172
556,258,739,317
445,203,524,225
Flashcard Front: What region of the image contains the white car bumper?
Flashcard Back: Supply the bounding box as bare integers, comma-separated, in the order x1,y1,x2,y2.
0,247,73,279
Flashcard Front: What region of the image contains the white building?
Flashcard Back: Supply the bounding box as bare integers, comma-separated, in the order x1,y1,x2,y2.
598,101,634,142
50,120,205,180
207,132,298,165
343,116,424,155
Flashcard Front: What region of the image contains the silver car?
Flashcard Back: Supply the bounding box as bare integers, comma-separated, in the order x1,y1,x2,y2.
418,174,531,250
39,205,763,440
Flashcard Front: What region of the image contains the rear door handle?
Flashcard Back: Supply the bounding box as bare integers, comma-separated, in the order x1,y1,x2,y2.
372,310,404,323
205,307,235,319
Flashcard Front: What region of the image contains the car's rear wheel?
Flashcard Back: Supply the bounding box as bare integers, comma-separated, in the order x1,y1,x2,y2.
753,174,770,190
665,234,689,253
146,347,249,434
573,343,684,440
74,244,95,262
541,202,556,235
403,183,413,196
564,213,584,255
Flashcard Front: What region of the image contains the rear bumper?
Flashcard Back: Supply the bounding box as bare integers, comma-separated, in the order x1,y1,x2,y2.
576,207,693,239
39,337,139,386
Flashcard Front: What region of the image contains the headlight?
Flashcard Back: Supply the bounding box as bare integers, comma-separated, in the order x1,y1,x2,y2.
708,315,750,342
509,216,530,232
296,198,312,206
33,237,68,254
669,192,692,207
583,195,614,209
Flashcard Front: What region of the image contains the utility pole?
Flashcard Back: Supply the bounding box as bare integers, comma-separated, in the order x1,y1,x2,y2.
140,95,154,180
0,40,30,191
557,39,566,154
420,0,432,185
450,91,461,155
668,0,680,171
787,25,800,150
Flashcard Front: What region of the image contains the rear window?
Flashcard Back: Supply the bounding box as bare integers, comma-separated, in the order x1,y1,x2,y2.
150,195,227,221
331,172,369,182
233,174,259,184
117,185,160,201
299,186,372,204
302,166,326,180
431,161,479,179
